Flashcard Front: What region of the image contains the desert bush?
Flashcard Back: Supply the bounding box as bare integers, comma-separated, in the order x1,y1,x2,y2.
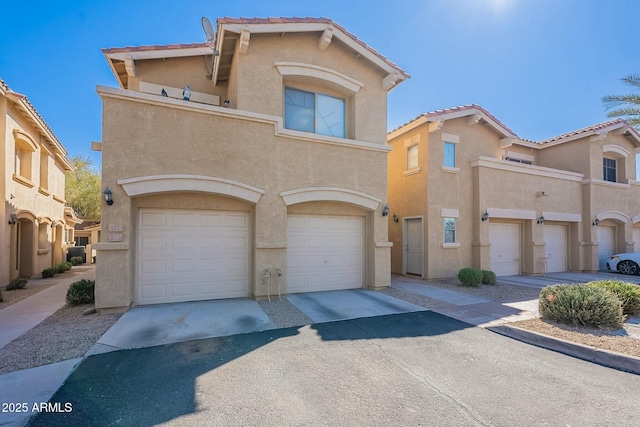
481,270,497,285
56,262,72,273
588,280,640,317
539,284,624,328
6,277,28,290
66,279,95,305
70,256,83,266
42,267,58,278
457,268,483,287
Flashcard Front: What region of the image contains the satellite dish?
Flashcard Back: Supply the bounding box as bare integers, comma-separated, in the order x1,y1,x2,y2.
202,16,219,53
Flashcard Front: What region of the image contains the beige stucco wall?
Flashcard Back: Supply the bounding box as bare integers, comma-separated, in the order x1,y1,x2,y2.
2,100,68,285
96,32,395,310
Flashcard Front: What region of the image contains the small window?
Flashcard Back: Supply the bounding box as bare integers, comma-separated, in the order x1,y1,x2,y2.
603,158,616,182
505,156,532,165
284,87,345,138
444,218,456,243
444,142,456,167
407,144,418,170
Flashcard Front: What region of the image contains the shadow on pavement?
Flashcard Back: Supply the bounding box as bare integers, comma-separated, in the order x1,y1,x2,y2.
28,312,471,427
311,311,472,340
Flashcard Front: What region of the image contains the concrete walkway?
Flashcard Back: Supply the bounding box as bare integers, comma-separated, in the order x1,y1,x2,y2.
0,267,95,350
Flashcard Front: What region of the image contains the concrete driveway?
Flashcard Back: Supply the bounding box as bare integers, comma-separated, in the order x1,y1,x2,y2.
29,311,640,427
90,289,425,353
498,270,640,288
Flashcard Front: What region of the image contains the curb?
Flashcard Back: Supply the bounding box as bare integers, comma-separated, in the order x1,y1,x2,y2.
488,324,640,375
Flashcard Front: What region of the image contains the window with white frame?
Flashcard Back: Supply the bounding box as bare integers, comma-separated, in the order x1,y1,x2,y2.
444,217,456,243
284,87,345,138
603,157,616,182
444,142,456,167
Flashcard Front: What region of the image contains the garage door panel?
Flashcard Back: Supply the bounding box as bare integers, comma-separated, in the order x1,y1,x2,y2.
137,208,249,305
287,214,363,293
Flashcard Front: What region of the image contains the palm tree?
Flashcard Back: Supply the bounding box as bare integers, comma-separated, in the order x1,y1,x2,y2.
602,74,640,129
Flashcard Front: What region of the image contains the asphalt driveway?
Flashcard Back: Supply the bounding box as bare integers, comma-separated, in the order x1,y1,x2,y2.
29,311,640,427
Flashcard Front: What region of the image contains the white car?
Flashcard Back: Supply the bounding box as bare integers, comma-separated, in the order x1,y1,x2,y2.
607,252,640,275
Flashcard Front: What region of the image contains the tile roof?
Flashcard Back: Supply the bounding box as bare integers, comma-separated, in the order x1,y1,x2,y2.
539,119,630,144
217,17,409,78
390,104,519,137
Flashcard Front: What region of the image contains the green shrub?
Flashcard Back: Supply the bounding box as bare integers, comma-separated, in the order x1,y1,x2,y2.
66,279,95,305
42,267,58,278
587,280,640,317
539,284,624,328
56,262,72,274
6,277,28,290
457,268,483,287
481,270,497,285
70,256,83,266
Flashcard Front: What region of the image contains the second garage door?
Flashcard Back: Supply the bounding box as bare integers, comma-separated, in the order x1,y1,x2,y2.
287,214,364,293
543,225,568,273
137,209,249,305
489,223,521,276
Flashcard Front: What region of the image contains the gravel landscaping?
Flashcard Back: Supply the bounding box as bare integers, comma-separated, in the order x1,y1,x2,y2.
0,304,121,375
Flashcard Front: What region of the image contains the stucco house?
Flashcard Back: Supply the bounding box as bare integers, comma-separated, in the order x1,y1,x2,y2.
387,105,640,279
1,78,75,286
94,17,408,312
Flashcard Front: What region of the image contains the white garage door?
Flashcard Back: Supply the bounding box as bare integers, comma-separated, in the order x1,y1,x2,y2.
489,223,521,276
137,209,249,305
543,225,567,273
287,214,363,293
634,228,640,252
597,226,615,271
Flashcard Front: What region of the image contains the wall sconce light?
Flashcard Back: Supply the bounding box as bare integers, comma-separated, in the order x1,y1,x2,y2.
481,211,489,222
103,188,114,206
382,204,390,217
537,216,545,224
392,214,399,223
592,218,600,226
223,99,230,107
8,213,17,225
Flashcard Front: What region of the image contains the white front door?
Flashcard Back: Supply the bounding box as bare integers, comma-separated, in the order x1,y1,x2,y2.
543,225,568,273
405,218,423,276
634,228,640,252
137,209,250,305
489,223,521,276
287,214,364,293
597,226,615,271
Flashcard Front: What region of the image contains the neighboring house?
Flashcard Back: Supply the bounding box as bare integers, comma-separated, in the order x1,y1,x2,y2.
94,17,408,312
0,78,75,286
387,105,640,279
73,221,101,263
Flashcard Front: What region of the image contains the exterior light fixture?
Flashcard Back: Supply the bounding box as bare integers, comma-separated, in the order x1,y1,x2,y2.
481,211,489,222
182,85,191,101
8,213,17,225
223,99,230,107
103,188,114,206
392,214,399,223
537,216,545,224
382,204,390,217
592,218,600,226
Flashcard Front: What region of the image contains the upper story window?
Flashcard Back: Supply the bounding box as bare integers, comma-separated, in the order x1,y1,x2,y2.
284,87,345,138
603,157,617,182
444,142,456,167
13,130,38,184
505,157,532,165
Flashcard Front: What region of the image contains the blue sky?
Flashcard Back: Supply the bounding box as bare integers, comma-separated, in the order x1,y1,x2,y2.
1,0,639,168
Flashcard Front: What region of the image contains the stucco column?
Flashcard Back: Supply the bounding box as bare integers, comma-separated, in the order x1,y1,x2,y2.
253,194,287,298
370,208,391,289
